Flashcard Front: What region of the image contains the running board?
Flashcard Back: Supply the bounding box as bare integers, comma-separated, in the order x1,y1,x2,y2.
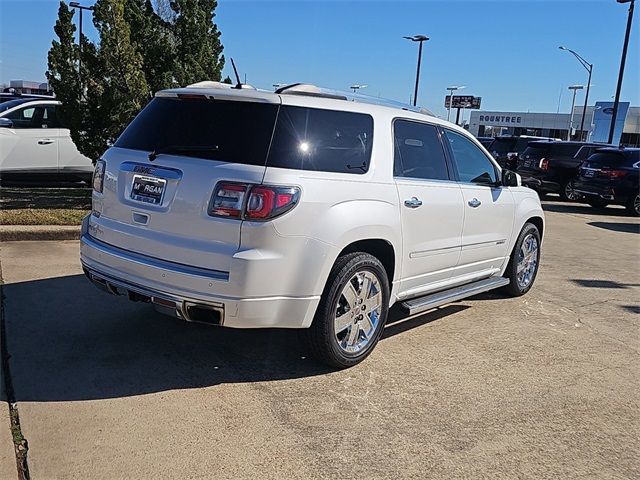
400,277,510,316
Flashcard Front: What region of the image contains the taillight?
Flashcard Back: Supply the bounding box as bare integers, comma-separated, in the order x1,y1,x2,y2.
92,159,106,193
209,182,300,221
209,183,248,218
601,168,627,179
539,158,549,171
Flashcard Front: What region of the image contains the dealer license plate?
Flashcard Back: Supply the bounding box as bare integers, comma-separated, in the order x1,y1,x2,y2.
131,175,166,205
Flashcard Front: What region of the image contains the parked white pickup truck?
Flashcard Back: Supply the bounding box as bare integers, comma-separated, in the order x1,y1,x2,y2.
81,83,544,368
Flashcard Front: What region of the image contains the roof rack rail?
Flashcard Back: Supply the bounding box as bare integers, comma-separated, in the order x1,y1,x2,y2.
275,83,434,116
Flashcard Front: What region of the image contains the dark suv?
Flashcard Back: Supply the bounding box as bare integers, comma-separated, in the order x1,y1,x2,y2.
488,135,556,170
572,147,640,216
517,141,604,201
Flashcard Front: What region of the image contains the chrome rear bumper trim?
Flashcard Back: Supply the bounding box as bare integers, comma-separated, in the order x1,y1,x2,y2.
82,233,229,282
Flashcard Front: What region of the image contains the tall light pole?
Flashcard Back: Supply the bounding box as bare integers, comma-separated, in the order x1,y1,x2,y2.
69,1,94,85
446,85,465,122
608,0,635,145
403,35,429,106
567,85,584,140
559,46,592,140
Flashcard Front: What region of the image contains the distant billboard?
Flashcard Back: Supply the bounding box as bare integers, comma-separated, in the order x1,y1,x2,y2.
445,95,481,109
590,101,630,144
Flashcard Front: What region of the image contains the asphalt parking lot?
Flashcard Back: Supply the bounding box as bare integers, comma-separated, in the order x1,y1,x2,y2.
0,200,638,479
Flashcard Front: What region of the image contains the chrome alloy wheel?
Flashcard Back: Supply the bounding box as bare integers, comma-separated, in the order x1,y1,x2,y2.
634,193,640,216
516,233,539,289
334,271,382,354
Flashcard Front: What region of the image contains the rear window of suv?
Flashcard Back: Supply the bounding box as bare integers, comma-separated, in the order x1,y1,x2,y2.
115,98,374,174
115,97,279,165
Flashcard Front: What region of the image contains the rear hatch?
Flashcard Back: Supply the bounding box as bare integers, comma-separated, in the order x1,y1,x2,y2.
92,90,280,272
576,150,639,194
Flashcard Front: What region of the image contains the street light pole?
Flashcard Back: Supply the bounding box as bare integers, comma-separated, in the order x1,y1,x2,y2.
567,85,584,140
69,2,94,86
446,85,465,122
608,0,635,145
559,46,593,140
403,35,429,106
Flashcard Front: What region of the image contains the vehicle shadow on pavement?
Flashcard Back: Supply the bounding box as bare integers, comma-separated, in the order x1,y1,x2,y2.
541,202,630,217
3,274,459,402
587,222,640,234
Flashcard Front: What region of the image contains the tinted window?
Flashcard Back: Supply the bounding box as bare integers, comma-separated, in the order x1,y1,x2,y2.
393,120,449,180
0,99,36,112
587,151,640,167
267,106,373,174
550,144,582,157
444,129,498,185
522,144,552,158
489,137,517,155
115,97,279,165
5,105,51,129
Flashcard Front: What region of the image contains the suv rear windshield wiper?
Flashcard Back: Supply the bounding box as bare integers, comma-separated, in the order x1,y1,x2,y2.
148,145,219,161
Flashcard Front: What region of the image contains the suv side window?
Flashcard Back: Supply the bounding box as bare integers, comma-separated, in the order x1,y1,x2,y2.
444,129,498,185
267,106,373,174
4,105,58,129
393,120,449,180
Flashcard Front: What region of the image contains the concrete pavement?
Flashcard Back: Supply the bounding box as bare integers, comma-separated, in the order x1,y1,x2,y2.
0,201,638,479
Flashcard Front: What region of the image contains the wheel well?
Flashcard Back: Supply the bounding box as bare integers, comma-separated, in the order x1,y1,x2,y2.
527,216,544,238
339,239,395,285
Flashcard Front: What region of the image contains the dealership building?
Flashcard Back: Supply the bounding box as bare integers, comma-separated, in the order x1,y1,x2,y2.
469,102,640,146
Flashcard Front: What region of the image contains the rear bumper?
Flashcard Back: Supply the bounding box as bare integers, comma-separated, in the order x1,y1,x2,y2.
80,232,320,328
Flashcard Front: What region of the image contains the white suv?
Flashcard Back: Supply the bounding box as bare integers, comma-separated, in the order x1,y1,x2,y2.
80,83,544,368
0,98,93,183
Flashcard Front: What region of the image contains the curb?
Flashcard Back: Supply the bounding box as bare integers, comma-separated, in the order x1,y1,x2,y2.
0,225,81,242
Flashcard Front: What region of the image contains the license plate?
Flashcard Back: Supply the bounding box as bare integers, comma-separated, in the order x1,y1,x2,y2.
583,169,595,178
524,160,534,168
131,175,166,205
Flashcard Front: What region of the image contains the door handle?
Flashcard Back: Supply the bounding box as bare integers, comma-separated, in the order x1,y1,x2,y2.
404,197,423,208
38,139,55,145
468,198,482,208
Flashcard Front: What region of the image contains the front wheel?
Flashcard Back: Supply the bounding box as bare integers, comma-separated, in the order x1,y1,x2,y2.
502,222,541,297
304,252,390,369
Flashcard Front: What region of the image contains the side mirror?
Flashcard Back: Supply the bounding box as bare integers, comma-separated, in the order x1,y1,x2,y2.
0,118,13,128
502,169,520,187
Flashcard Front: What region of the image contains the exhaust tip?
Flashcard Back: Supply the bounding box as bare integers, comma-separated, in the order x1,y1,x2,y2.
183,303,223,326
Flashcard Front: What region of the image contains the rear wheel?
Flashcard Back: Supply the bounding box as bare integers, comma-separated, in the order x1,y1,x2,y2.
587,198,609,209
626,193,640,217
560,181,581,202
502,222,541,297
304,252,390,369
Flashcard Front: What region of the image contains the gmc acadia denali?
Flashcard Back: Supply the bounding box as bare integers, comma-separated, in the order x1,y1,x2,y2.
81,83,544,368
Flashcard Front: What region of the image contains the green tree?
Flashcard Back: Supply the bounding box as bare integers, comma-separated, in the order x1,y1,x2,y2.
68,0,148,160
125,0,176,93
47,0,226,160
222,75,232,84
46,2,81,144
170,0,225,85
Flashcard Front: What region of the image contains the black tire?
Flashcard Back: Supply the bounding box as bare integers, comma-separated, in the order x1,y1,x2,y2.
626,192,640,217
502,222,541,297
303,252,390,369
559,181,581,202
587,198,609,209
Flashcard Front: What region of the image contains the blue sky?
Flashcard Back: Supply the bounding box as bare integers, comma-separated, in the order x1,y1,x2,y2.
1,0,638,121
